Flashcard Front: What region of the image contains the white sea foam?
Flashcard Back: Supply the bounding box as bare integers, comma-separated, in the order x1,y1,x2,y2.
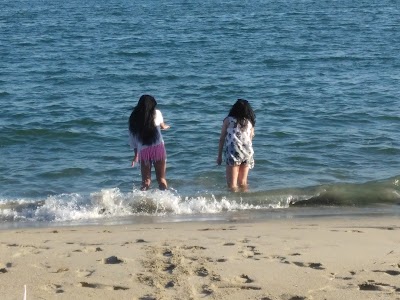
0,187,292,223
1,178,399,225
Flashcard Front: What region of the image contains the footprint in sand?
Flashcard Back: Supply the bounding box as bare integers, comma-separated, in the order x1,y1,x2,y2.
76,269,95,278
198,227,237,231
42,283,64,294
83,246,102,253
292,261,325,270
223,242,235,246
102,256,123,264
195,266,209,277
281,295,307,300
164,263,176,273
165,280,175,288
52,267,69,273
138,294,157,300
358,280,400,292
236,274,253,284
201,284,214,295
79,281,129,290
210,273,221,282
217,274,261,291
217,258,227,262
182,245,207,250
359,282,385,291
163,249,173,257
373,269,400,276
0,263,10,273
240,245,261,259
137,273,155,287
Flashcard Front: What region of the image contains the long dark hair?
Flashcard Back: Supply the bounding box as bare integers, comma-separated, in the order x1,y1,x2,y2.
228,99,256,127
129,94,159,145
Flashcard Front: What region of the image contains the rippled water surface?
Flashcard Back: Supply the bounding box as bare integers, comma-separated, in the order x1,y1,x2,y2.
1,0,399,225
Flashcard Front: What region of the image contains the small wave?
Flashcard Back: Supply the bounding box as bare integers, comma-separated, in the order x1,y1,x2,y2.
1,177,399,224
114,51,151,57
12,127,78,138
39,168,87,179
290,177,400,207
0,188,267,223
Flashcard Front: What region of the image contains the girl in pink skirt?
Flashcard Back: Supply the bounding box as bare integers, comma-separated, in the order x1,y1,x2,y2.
129,95,170,190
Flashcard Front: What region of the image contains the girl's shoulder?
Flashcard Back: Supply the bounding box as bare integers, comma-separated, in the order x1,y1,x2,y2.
224,116,236,126
224,116,236,122
227,116,253,130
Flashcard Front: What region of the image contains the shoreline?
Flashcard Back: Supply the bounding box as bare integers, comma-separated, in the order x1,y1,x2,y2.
1,204,399,231
1,216,399,299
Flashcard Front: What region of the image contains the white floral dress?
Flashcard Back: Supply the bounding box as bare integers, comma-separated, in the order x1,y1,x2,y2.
224,116,254,169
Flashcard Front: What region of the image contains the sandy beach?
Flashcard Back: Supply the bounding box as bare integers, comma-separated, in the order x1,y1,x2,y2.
0,217,399,300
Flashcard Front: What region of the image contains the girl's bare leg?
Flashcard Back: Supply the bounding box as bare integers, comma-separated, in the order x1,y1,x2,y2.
154,160,168,190
140,161,152,190
226,165,239,192
238,164,250,191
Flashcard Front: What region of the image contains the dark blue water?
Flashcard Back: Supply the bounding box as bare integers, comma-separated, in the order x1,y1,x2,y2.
1,0,399,225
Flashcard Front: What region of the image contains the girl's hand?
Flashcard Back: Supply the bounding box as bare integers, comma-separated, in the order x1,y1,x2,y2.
131,155,138,167
160,123,170,130
216,157,222,165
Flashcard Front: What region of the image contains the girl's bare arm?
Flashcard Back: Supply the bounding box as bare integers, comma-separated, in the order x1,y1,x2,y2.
160,122,170,130
217,118,228,165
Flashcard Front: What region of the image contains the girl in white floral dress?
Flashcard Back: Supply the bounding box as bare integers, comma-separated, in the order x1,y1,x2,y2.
217,99,255,191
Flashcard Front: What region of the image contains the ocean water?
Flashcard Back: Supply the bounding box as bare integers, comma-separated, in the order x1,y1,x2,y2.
1,0,400,227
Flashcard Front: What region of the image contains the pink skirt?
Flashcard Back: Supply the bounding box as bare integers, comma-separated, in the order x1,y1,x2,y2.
138,143,166,163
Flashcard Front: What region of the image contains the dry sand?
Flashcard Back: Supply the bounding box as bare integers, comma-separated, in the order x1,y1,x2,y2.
0,217,399,300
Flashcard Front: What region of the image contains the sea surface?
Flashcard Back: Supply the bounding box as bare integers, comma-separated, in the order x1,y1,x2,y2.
1,0,400,228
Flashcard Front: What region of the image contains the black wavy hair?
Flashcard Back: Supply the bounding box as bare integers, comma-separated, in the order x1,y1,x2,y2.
129,94,159,145
228,99,256,127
